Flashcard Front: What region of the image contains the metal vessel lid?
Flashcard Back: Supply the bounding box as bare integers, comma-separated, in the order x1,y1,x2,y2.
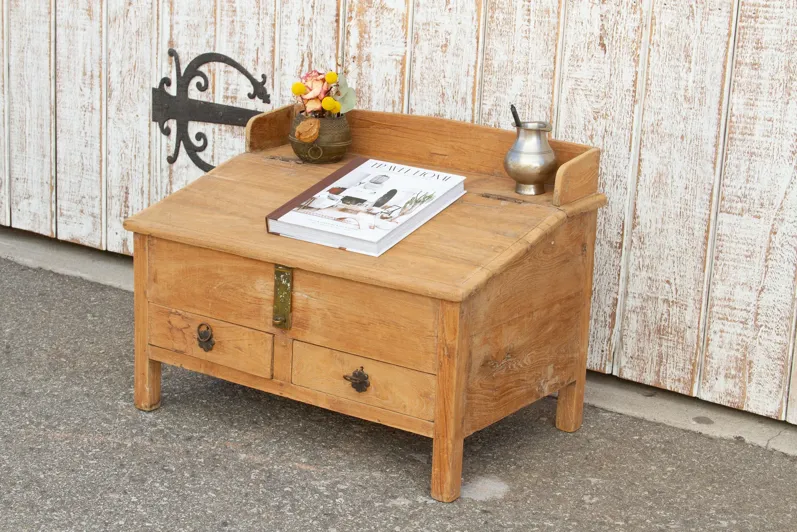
517,121,552,132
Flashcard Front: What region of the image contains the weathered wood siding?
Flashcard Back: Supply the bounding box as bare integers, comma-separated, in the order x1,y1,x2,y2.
701,0,797,421
1,0,796,422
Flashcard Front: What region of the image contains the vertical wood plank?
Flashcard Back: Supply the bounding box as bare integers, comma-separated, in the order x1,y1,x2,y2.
55,0,104,248
617,0,735,395
479,0,562,128
407,0,482,122
344,0,409,113
556,211,598,431
0,0,7,227
701,0,797,420
214,0,275,166
8,0,54,236
155,0,216,201
431,300,469,503
277,0,339,108
106,0,157,255
555,0,646,372
134,233,161,411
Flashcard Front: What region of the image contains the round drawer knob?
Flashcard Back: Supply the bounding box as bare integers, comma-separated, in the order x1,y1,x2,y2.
197,323,215,352
343,366,370,393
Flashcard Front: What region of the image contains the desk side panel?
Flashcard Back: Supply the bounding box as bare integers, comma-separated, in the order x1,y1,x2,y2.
463,213,595,435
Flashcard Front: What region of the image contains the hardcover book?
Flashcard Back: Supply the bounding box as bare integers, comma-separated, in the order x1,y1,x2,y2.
266,157,466,256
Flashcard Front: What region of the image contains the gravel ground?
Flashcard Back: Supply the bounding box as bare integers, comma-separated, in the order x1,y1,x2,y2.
1,257,796,531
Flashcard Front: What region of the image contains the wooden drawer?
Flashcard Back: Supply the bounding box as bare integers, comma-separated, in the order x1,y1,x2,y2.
148,237,438,373
291,270,439,373
148,304,273,378
292,342,436,421
148,238,274,331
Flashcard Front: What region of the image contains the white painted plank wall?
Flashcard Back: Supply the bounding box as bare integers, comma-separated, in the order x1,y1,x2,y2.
701,0,797,420
555,0,646,373
3,0,797,422
106,0,157,255
276,0,340,108
616,0,735,396
479,0,561,128
0,0,7,227
408,0,482,122
155,0,217,201
8,0,55,236
55,0,104,248
344,0,409,113
214,0,276,165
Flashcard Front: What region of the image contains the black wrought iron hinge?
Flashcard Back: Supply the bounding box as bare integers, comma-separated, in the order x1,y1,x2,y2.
152,49,271,172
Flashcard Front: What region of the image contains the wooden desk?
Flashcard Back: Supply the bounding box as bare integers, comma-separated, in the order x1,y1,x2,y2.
124,106,605,502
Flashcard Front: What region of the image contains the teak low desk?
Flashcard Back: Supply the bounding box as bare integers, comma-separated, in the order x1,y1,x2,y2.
124,106,606,502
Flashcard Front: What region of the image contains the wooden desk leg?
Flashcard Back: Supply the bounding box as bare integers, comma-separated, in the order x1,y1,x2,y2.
431,301,469,503
556,211,597,433
556,372,585,432
134,234,161,411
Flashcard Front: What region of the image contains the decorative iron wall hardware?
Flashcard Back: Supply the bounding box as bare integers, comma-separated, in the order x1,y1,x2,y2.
152,48,271,172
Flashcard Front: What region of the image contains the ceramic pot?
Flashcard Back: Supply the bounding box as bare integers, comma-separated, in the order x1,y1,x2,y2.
503,121,556,195
289,113,352,163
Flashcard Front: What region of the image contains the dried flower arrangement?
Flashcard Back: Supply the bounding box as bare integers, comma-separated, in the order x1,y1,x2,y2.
291,69,356,118
288,69,357,163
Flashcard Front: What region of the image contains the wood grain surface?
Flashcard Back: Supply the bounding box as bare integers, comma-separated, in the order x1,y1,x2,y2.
478,0,561,128
155,0,216,201
277,0,340,107
6,1,797,421
148,304,274,378
408,0,482,121
124,139,603,302
431,300,469,503
464,214,591,435
701,0,797,420
555,0,646,373
344,0,409,113
148,345,434,437
147,237,275,331
292,341,436,420
8,0,55,236
616,0,735,395
106,0,157,254
0,2,7,227
55,0,104,248
134,234,161,411
214,1,275,165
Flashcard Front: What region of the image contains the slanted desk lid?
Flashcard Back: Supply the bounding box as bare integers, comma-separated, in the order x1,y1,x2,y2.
124,145,601,301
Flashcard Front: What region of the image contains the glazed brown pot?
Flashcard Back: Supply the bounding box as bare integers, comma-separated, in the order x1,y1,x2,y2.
289,113,352,163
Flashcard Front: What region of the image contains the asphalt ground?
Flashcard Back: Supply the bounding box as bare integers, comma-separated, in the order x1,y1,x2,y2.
1,257,796,531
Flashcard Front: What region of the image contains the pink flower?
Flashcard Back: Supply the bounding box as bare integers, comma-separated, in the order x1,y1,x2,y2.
299,70,332,113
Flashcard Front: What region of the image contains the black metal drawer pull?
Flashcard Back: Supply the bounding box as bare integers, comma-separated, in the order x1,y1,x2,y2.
344,367,370,393
197,323,215,352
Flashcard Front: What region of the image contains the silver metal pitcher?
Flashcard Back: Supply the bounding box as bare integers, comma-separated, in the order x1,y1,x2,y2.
503,121,556,195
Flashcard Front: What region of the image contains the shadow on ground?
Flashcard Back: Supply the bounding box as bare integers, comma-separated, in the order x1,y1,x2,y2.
1,258,795,531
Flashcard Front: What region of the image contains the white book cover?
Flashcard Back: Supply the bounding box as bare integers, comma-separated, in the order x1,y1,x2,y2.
267,158,466,256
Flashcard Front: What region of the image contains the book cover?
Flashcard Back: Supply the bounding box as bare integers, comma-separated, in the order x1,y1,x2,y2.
266,158,466,255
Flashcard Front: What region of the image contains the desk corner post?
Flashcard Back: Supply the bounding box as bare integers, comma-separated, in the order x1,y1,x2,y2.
556,210,598,432
431,300,470,503
134,234,162,411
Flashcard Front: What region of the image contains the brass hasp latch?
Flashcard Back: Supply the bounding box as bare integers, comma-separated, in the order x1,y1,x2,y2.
273,264,293,329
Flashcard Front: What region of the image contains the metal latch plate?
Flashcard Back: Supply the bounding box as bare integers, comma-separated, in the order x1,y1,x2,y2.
273,264,293,329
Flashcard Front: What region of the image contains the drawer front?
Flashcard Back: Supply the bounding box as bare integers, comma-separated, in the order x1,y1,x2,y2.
292,342,436,420
148,238,273,330
291,270,439,373
149,304,273,378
